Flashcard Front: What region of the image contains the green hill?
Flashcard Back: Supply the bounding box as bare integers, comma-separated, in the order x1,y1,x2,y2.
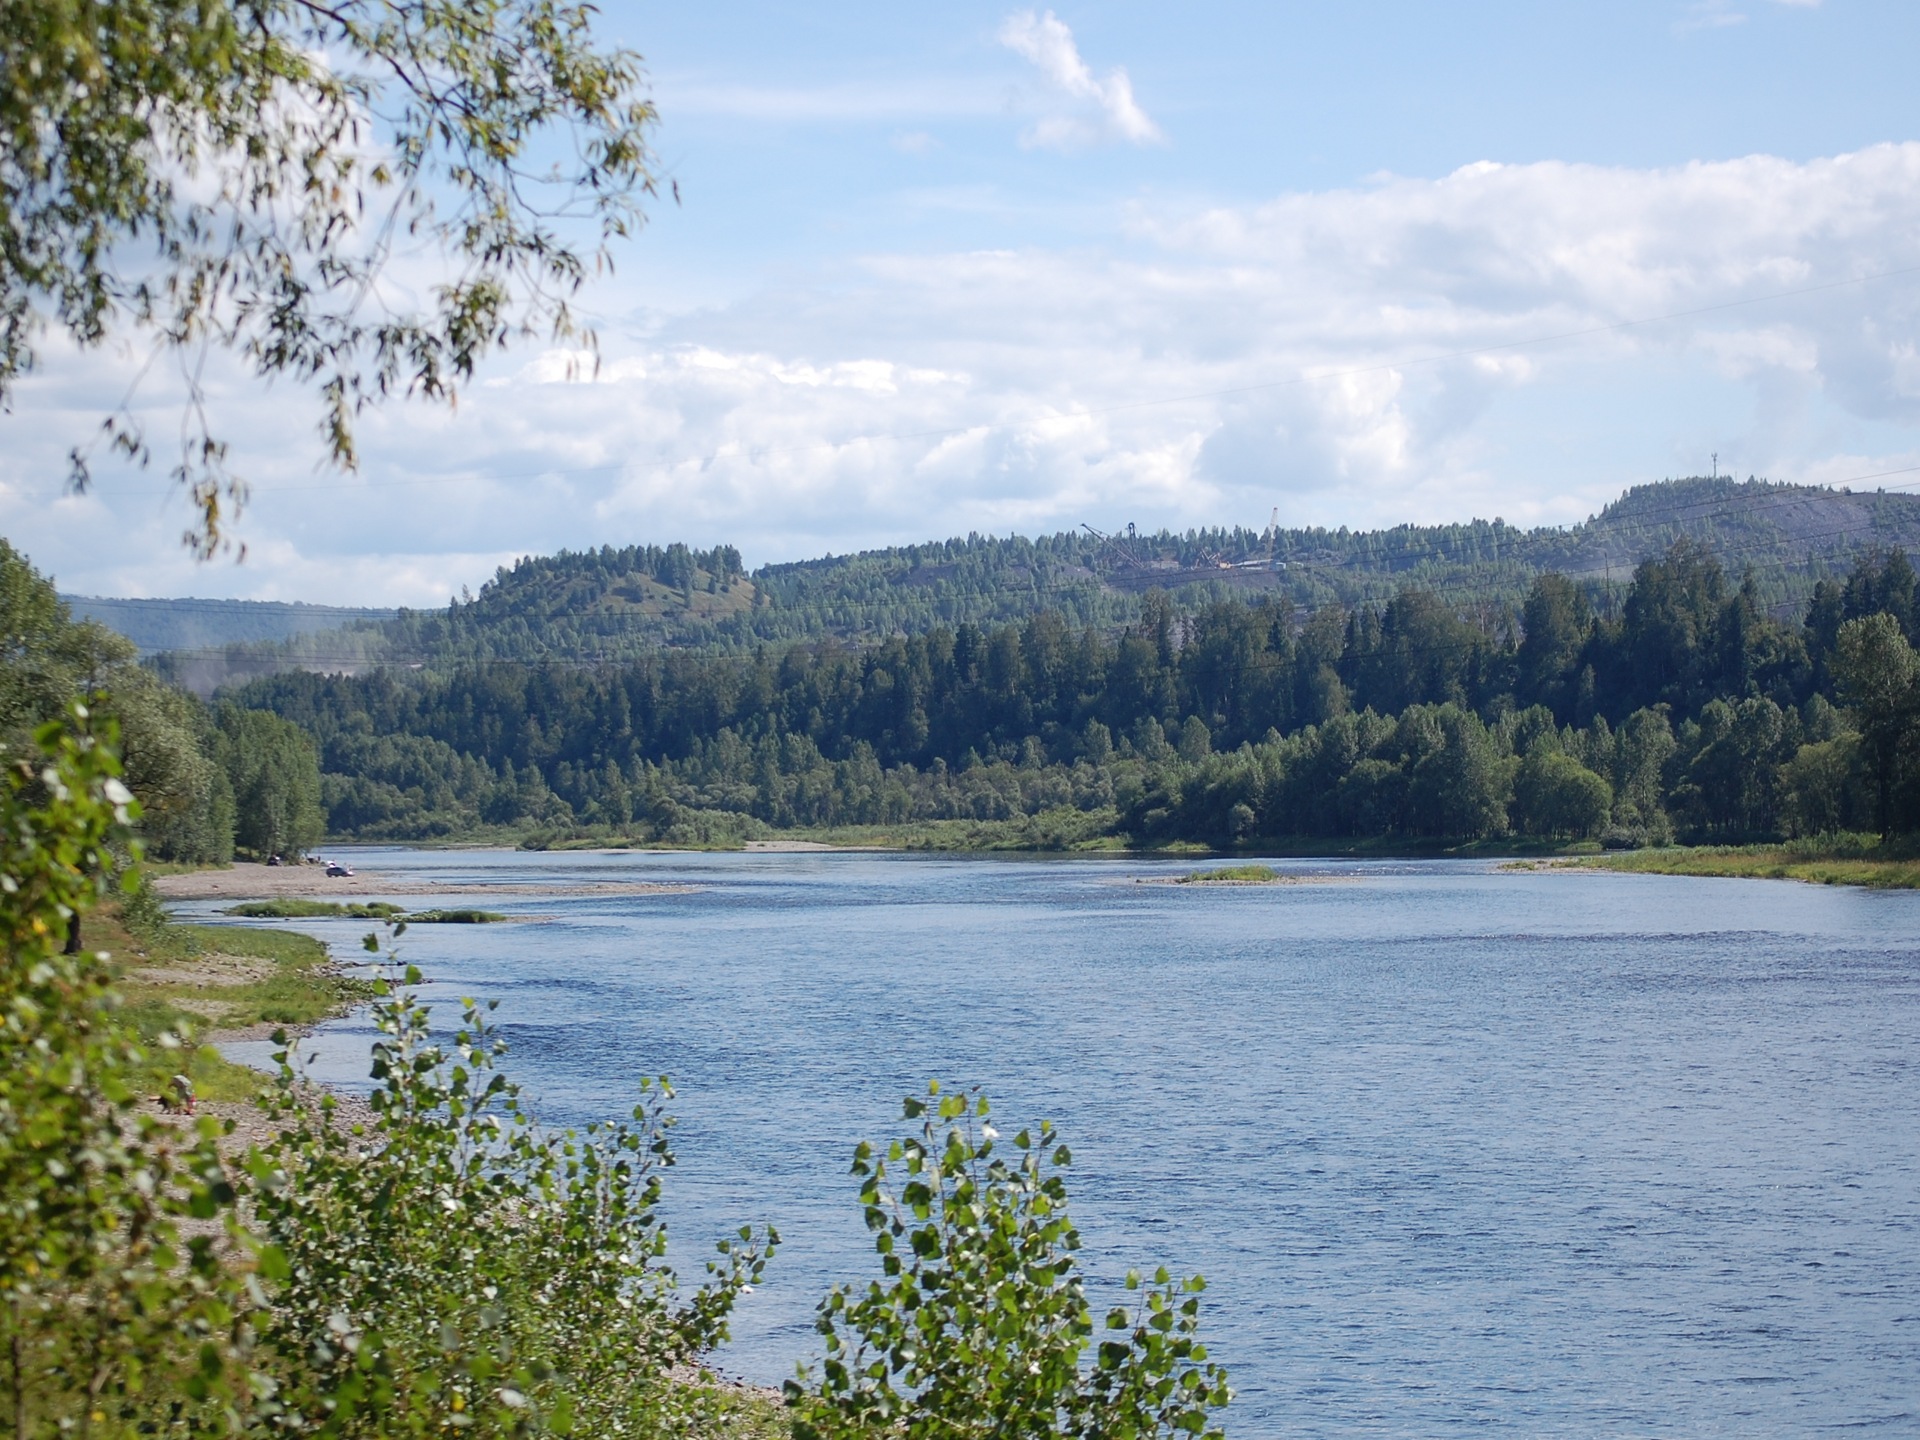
148,476,1920,691
64,595,395,656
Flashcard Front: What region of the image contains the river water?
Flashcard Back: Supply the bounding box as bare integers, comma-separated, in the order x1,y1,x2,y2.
185,850,1920,1435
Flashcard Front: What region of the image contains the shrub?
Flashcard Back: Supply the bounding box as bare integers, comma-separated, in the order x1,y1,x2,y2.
224,899,407,919
1177,865,1278,884
787,1085,1229,1440
246,952,775,1438
1,710,252,1436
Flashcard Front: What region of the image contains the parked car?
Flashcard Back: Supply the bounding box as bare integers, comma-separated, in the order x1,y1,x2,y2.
326,861,354,878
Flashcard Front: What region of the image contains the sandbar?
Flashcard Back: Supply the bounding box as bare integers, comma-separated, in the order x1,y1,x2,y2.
153,862,698,901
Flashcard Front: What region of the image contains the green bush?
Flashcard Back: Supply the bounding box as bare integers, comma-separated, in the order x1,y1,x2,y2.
787,1085,1229,1440
8,715,1229,1439
224,899,407,919
245,953,775,1439
0,710,251,1437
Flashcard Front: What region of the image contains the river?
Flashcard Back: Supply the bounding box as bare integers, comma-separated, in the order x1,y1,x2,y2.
182,849,1920,1436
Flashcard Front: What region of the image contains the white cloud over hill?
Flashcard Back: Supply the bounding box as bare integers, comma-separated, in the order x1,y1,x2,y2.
8,143,1920,603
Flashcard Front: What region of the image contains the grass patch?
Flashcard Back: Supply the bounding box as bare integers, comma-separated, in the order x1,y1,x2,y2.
224,898,407,919
672,1388,789,1439
187,1044,276,1104
177,923,333,968
1567,838,1920,890
105,895,371,1049
137,859,233,877
1177,864,1280,884
222,900,509,923
40,878,373,1118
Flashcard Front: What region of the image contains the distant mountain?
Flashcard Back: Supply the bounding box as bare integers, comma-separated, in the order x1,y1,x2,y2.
140,476,1920,691
64,595,397,657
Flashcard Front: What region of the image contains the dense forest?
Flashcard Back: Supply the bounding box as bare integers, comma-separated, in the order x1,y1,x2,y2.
1,542,326,863
229,538,1920,849
18,477,1920,854
143,477,1920,690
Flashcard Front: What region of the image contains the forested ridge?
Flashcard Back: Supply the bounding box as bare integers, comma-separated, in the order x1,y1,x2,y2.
63,594,396,656
18,476,1920,854
229,535,1920,850
146,477,1920,690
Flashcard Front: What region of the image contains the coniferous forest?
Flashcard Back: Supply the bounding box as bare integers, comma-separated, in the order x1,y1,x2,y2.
226,538,1920,850
16,479,1920,858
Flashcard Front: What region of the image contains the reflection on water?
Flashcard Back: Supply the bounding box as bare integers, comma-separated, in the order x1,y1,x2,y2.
194,850,1920,1436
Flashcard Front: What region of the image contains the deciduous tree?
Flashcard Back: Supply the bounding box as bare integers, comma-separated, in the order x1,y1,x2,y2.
4,0,659,551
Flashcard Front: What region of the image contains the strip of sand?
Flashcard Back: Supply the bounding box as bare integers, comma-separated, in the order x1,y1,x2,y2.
154,862,697,902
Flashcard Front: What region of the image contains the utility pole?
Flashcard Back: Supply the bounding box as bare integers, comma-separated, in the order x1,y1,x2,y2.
1711,452,1718,480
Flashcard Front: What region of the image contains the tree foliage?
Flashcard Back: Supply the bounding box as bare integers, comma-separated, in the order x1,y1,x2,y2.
213,703,324,857
0,711,252,1437
1831,613,1919,836
137,480,1920,689
1,541,235,861
247,957,774,1438
225,541,1920,846
3,0,658,551
789,1085,1228,1440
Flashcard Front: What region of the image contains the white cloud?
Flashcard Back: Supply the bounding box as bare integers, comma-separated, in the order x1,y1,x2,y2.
1678,0,1819,32
997,10,1162,152
1677,2,1748,32
11,144,1920,602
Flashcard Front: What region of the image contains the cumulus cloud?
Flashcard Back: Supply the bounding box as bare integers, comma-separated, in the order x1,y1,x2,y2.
10,145,1920,602
997,10,1162,151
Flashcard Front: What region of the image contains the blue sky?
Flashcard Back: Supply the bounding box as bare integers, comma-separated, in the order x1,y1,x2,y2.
9,0,1920,602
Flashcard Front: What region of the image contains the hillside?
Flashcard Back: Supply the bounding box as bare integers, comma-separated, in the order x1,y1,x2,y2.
66,595,396,657
147,476,1920,690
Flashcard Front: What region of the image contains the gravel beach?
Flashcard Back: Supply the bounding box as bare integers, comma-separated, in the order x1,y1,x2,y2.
153,861,697,901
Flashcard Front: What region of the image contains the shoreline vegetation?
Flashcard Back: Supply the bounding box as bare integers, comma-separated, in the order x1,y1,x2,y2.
157,826,1920,891
18,511,1920,901
1173,864,1282,885
215,537,1920,866
221,898,512,923
94,886,372,1108
7,725,1221,1436
103,880,797,1431
1532,837,1920,889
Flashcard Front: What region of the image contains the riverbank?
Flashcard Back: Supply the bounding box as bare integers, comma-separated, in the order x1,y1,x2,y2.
1546,843,1920,889
416,815,1612,859
101,884,795,1436
90,890,371,1109
152,861,698,901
